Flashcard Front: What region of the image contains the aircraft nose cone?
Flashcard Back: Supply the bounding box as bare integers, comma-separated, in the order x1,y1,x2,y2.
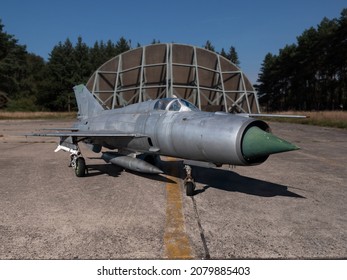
242,126,299,161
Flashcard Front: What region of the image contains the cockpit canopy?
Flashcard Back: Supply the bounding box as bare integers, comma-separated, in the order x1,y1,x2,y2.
154,98,199,112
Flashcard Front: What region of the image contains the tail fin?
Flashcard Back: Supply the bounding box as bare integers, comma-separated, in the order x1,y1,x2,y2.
73,84,104,119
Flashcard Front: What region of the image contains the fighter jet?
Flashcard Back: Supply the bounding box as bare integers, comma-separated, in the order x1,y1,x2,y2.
31,84,299,196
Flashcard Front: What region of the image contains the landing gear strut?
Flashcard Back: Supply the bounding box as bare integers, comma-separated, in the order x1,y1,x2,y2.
65,147,86,177
55,137,87,177
184,165,196,196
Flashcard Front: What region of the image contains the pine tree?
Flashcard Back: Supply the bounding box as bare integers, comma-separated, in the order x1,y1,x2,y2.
38,38,76,111
227,46,240,66
0,20,27,98
115,36,131,55
257,8,347,111
220,48,227,58
204,40,215,52
74,36,92,83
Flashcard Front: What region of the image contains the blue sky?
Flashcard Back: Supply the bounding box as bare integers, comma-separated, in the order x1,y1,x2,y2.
1,0,346,83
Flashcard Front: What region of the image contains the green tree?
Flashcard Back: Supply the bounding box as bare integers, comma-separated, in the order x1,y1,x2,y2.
225,46,240,66
14,53,46,111
256,53,279,110
73,36,92,83
151,39,161,44
335,9,347,109
0,19,47,111
0,20,27,98
204,40,215,52
89,41,102,70
115,36,131,54
37,36,133,111
90,40,109,70
257,8,347,111
220,48,227,58
105,40,116,59
38,38,76,111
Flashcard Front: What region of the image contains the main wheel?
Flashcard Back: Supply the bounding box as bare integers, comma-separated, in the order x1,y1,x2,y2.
75,157,86,177
185,181,195,196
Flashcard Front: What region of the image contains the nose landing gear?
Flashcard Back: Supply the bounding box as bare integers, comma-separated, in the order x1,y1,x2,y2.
184,165,196,196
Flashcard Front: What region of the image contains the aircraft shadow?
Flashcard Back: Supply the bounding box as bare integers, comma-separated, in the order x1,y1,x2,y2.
85,159,305,199
124,170,176,184
86,164,122,178
159,159,305,199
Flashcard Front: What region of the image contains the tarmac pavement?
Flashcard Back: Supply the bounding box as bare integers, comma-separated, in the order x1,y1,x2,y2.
0,119,346,259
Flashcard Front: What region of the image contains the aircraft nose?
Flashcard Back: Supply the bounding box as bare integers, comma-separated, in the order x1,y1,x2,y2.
242,126,299,162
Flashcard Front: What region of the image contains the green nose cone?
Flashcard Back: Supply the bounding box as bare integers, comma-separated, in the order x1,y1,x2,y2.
242,126,299,161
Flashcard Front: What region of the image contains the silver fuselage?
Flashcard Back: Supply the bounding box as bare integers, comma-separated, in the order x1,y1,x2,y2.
77,100,269,166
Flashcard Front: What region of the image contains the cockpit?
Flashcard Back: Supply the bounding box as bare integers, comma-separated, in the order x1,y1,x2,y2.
153,98,199,112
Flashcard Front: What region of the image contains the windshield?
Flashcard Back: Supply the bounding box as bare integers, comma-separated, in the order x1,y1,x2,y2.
154,98,199,112
153,98,174,110
168,100,181,111
179,99,199,111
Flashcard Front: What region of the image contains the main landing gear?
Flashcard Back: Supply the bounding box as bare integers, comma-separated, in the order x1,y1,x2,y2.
184,165,196,196
54,137,87,177
70,154,87,177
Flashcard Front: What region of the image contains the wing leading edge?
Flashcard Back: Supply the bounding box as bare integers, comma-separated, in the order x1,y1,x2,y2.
28,130,153,154
29,131,146,138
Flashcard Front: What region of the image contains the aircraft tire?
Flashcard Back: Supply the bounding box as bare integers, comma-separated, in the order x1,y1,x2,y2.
75,157,86,177
185,181,195,196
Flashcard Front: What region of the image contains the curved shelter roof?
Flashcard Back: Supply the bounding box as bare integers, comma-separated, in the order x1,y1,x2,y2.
86,43,260,113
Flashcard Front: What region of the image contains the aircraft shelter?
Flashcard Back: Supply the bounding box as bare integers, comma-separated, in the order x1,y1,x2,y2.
86,43,260,113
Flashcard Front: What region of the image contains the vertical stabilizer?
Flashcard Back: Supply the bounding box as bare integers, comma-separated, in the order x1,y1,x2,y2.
73,84,104,119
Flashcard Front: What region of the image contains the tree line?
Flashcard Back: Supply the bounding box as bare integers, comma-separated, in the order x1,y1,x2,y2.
0,21,133,111
0,20,240,111
256,9,347,111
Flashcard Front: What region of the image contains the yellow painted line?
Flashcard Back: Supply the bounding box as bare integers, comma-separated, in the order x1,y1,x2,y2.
164,157,193,259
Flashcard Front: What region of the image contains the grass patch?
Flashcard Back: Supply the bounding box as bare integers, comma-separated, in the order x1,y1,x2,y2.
1,110,346,129
263,111,347,129
0,111,76,120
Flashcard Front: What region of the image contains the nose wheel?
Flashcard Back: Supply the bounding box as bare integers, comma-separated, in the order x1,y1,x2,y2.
184,165,196,196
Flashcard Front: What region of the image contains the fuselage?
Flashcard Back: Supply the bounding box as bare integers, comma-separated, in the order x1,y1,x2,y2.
75,98,270,166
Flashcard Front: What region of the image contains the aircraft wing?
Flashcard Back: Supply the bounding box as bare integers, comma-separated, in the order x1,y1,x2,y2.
28,131,151,153
30,131,145,138
239,113,307,119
